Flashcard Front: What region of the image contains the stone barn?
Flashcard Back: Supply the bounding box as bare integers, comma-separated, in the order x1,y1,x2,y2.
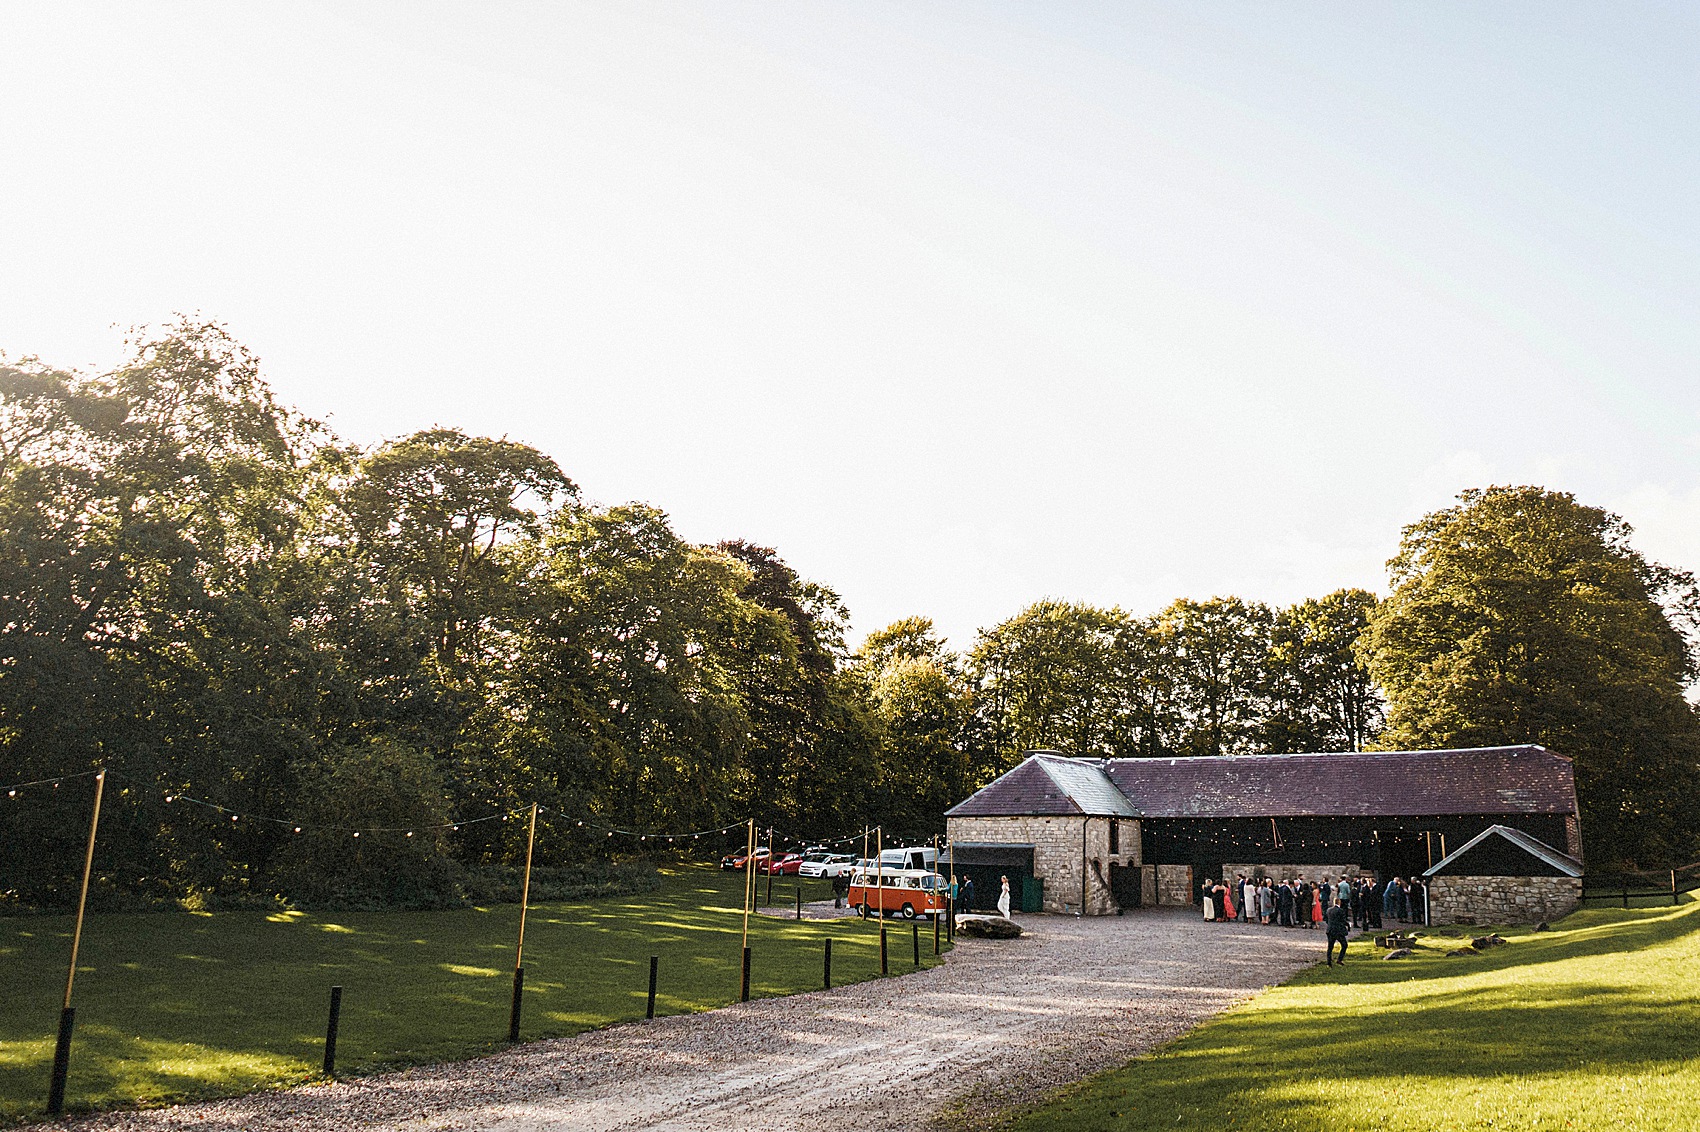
1422,824,1584,925
945,745,1582,916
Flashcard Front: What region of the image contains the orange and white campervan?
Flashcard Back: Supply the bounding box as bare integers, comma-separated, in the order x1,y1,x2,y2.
846,867,948,920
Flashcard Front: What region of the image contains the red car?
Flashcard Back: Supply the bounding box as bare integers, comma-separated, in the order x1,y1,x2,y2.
763,853,804,875
720,848,772,871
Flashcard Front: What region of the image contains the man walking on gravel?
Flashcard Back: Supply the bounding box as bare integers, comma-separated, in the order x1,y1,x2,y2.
1324,900,1350,966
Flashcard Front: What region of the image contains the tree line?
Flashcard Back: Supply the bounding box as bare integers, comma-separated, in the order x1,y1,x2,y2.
2,322,1696,908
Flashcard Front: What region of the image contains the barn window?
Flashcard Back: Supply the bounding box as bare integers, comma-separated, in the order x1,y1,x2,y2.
1109,819,1121,855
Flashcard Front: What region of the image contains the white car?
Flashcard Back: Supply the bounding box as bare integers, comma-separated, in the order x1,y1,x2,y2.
797,852,856,879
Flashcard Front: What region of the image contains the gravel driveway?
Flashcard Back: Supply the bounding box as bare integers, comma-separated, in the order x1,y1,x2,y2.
68,909,1322,1132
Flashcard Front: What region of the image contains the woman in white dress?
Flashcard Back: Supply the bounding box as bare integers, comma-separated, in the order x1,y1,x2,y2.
1202,878,1215,921
997,875,1012,918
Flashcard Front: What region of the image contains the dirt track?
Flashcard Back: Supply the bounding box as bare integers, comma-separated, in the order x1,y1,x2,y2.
70,909,1321,1132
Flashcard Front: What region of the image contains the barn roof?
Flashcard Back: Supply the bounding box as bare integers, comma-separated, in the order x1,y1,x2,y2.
1423,824,1583,878
1104,746,1576,820
946,752,1137,818
947,746,1577,820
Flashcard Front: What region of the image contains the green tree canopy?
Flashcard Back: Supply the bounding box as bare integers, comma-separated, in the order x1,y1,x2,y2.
1366,486,1700,866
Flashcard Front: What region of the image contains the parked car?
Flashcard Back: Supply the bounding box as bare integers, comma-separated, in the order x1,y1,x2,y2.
720,848,771,870
797,853,856,879
764,853,805,875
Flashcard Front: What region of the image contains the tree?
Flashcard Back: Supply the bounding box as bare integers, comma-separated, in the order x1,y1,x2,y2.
1156,597,1273,758
857,617,988,829
1365,486,1700,866
970,601,1129,760
1262,589,1384,752
343,428,574,686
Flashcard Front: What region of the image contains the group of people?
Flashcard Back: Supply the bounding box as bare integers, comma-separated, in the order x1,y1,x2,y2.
1199,873,1430,963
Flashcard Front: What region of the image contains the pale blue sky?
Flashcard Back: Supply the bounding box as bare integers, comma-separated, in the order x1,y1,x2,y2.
4,3,1698,647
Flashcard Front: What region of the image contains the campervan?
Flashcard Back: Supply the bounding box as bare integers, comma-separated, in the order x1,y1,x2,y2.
878,845,938,872
846,867,947,919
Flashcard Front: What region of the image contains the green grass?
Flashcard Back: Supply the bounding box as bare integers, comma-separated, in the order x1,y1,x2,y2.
1009,896,1700,1132
0,864,945,1124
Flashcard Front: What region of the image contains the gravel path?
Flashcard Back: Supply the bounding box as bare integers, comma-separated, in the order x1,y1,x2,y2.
67,910,1323,1132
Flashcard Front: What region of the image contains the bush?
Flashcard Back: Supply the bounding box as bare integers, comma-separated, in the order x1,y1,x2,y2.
266,738,464,909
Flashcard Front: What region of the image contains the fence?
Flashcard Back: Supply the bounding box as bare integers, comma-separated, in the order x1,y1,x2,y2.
1579,860,1700,908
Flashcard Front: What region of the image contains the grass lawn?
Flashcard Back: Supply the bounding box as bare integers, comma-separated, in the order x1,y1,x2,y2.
1010,894,1700,1132
0,864,945,1124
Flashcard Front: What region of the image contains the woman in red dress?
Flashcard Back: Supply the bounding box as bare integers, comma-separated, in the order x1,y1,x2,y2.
1310,882,1323,927
1222,882,1236,922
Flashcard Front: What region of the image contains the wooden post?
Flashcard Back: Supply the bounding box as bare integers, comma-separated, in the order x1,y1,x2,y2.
765,826,774,908
46,768,104,1116
912,919,920,967
322,985,343,1076
795,885,802,921
509,802,538,1042
1673,870,1679,906
646,956,658,1019
823,938,832,989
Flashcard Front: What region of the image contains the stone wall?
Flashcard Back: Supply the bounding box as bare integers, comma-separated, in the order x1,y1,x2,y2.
1139,864,1158,907
1156,864,1192,906
946,815,1139,915
1428,874,1582,926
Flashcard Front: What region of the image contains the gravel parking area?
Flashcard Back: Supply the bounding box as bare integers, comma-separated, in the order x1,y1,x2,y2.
67,910,1322,1132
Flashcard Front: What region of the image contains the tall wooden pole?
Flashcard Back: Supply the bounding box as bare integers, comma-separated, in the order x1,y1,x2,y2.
876,826,884,929
515,802,538,971
740,819,754,1001
509,802,538,1042
740,819,755,952
47,768,104,1116
947,832,956,936
63,769,105,1011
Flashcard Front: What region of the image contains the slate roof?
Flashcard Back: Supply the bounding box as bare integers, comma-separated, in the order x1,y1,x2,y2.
1104,746,1575,819
949,746,1577,820
947,752,1138,818
1423,824,1583,878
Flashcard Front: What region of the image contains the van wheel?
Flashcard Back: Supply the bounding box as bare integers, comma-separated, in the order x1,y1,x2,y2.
856,903,870,918
900,903,916,919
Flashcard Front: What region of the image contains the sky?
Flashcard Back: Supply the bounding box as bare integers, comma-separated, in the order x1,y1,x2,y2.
4,2,1699,649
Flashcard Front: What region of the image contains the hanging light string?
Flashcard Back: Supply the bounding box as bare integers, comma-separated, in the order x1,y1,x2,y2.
12,773,899,854
2,771,101,797
155,788,517,835
537,807,750,842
